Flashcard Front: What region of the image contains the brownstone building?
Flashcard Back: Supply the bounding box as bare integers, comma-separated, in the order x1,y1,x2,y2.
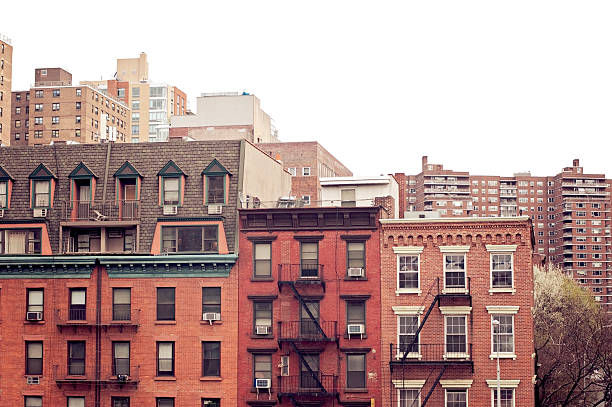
380,217,535,406
10,68,130,145
0,35,12,146
237,205,384,407
0,140,290,407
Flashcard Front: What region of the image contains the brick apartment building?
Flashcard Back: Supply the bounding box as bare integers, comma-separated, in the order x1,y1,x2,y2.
82,53,187,143
0,34,12,146
257,141,353,206
396,156,612,312
0,140,290,407
380,216,535,406
10,68,130,146
237,206,383,407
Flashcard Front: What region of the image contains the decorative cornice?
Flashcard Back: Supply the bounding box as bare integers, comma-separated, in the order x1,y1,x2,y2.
392,246,424,254
439,245,471,253
392,306,425,315
486,244,518,252
392,379,426,388
0,256,96,278
440,379,473,388
381,216,530,225
439,306,472,315
486,305,520,314
486,379,520,388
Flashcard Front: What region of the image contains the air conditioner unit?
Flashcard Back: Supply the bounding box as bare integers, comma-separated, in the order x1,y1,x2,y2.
203,312,221,323
163,205,178,215
26,376,40,385
576,270,586,275
0,209,4,217
256,325,270,335
348,267,364,277
595,296,602,302
117,374,129,382
255,378,271,389
26,311,43,321
208,204,223,215
348,324,365,335
33,208,47,218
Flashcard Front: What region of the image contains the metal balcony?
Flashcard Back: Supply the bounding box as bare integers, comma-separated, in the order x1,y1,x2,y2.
277,321,338,343
278,374,338,398
390,343,473,368
61,200,140,222
278,264,326,289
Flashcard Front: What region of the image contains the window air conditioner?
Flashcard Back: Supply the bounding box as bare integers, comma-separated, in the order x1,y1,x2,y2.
26,311,43,321
26,376,40,385
348,267,364,277
256,325,270,335
255,378,271,389
208,204,223,215
347,324,365,335
117,374,129,382
203,312,221,323
33,208,47,218
163,205,178,215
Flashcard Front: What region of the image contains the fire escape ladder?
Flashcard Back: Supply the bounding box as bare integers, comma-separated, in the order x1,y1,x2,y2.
399,294,440,362
289,341,327,393
421,364,447,407
287,283,328,339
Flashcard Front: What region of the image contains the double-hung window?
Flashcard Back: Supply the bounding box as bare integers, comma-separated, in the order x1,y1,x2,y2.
0,181,7,208
67,397,85,407
346,354,366,389
300,242,319,278
394,246,423,294
26,341,43,375
202,399,220,407
33,180,50,208
202,341,221,376
492,387,515,407
206,175,225,204
112,288,131,321
202,287,221,319
253,301,272,335
162,177,179,205
25,396,43,407
68,341,86,375
444,254,466,292
445,389,468,407
445,315,467,358
398,315,419,356
113,342,130,376
346,301,365,335
27,288,44,318
69,288,86,320
487,245,517,292
112,397,130,407
346,241,365,276
492,315,515,354
253,354,272,386
399,389,420,407
157,342,174,376
162,225,218,253
157,287,175,321
253,242,272,278
157,398,174,407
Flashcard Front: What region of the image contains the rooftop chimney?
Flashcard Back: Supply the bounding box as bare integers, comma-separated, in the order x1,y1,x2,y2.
573,159,580,167
422,156,428,170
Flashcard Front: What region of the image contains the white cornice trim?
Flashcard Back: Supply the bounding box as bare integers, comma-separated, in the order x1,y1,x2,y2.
486,379,520,388
439,306,472,315
486,305,520,314
392,379,427,388
393,246,424,254
392,306,425,315
486,244,518,252
380,216,530,224
440,379,473,388
439,245,471,253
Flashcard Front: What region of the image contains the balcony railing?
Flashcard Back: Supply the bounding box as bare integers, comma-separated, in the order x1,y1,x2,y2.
61,200,140,221
278,263,325,283
278,374,338,397
277,320,338,342
56,308,92,327
390,343,473,365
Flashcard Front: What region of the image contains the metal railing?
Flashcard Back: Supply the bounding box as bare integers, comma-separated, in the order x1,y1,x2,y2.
279,263,325,282
56,308,90,325
277,321,338,342
390,343,473,363
240,198,381,209
61,200,140,221
278,374,338,396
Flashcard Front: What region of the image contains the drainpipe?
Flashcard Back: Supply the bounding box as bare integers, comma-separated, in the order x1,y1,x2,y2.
95,259,102,407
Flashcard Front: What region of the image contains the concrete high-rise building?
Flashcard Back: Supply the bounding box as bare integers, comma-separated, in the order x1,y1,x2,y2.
11,68,130,145
0,34,13,146
395,156,612,312
81,52,187,143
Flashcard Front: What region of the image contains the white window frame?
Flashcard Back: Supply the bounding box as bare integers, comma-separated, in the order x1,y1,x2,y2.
302,167,311,176
393,246,423,295
487,306,519,359
393,379,425,407
287,167,297,176
440,246,470,294
440,380,472,407
393,306,424,360
486,380,520,407
486,245,517,294
440,307,471,359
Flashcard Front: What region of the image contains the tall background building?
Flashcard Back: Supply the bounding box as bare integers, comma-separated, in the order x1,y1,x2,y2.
82,52,187,143
0,34,13,146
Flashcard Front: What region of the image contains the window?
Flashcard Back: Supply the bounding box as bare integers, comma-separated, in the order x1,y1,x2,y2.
35,90,44,98
0,181,7,208
207,175,225,204
34,130,42,138
26,341,43,375
34,180,50,207
346,354,366,388
491,254,513,289
68,341,86,375
52,89,60,97
300,354,320,388
67,397,85,407
288,167,297,176
346,301,365,333
132,100,140,110
162,177,179,205
202,399,220,407
76,88,82,96
157,342,174,376
162,225,218,253
492,315,514,354
157,398,174,407
25,397,42,407
202,341,221,376
254,242,272,278
399,389,420,407
15,119,21,128
131,125,139,135
156,287,175,321
113,342,130,375
347,241,365,275
131,112,139,121
341,188,356,207
113,288,131,320
446,389,467,407
202,287,221,316
398,255,419,290
445,316,467,356
300,301,320,336
27,288,44,317
253,354,272,385
112,398,130,407
444,254,466,291
300,242,319,277
253,301,272,334
69,288,86,320
132,87,140,98
52,103,60,111
492,388,514,407
75,115,81,123
398,315,419,355
52,130,59,138
34,116,43,124
302,167,311,176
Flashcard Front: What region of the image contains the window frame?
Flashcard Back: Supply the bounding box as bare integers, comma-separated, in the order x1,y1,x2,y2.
112,341,130,376
253,300,273,335
156,341,175,377
397,314,420,358
0,180,9,208
445,388,468,407
252,353,272,385
443,253,467,292
67,397,85,407
27,288,44,318
345,353,366,389
253,241,272,278
112,288,131,321
69,288,86,321
156,398,174,407
444,315,468,358
300,241,319,278
156,287,175,321
397,254,420,293
206,174,225,205
346,300,366,334
161,176,180,206
202,341,221,377
68,340,86,376
491,387,515,407
161,225,219,254
111,397,130,407
25,396,43,407
398,388,421,407
33,179,51,208
346,240,366,276
26,341,43,375
202,287,221,318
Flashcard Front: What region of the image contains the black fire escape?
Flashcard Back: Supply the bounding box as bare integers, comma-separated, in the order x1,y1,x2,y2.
389,277,473,407
277,262,339,406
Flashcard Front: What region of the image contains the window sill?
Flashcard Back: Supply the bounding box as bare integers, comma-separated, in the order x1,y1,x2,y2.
343,277,368,282
24,320,46,325
344,388,368,393
489,353,517,360
344,334,368,340
489,288,516,295
200,320,222,325
250,334,274,339
395,289,422,296
441,288,469,295
154,376,177,381
66,320,89,324
251,278,274,282
395,353,422,360
200,376,222,381
443,353,470,360
154,320,177,325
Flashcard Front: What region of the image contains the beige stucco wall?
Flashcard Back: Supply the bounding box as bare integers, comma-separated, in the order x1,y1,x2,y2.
241,140,291,207
320,176,400,217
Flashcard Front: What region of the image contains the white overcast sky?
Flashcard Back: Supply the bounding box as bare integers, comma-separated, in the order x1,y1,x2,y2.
3,1,612,177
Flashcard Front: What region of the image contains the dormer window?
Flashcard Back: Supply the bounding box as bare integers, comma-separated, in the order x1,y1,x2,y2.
158,161,185,207
0,165,13,209
202,159,231,206
29,164,56,209
114,161,142,220
68,163,97,219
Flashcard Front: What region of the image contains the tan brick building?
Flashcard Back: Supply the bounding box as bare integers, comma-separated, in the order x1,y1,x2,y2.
0,35,12,146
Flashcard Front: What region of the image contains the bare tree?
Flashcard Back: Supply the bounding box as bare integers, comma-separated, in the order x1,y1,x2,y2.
534,265,612,407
